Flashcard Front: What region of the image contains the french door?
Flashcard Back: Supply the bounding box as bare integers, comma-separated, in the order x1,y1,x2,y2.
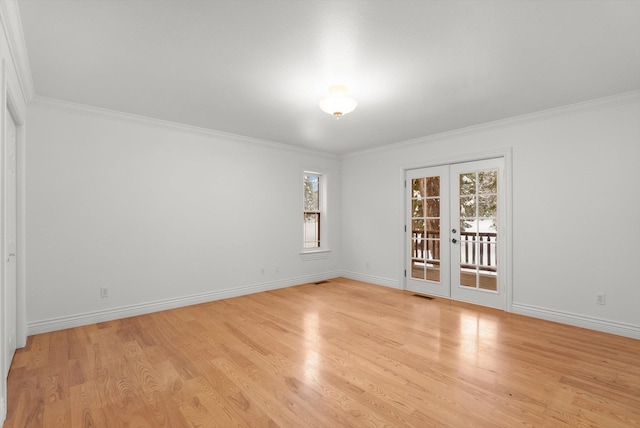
406,158,505,309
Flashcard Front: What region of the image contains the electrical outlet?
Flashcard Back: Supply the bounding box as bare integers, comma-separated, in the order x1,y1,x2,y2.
596,293,606,305
100,287,109,298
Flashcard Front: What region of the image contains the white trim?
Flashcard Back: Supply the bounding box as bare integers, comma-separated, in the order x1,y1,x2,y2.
402,147,514,172
5,70,25,349
503,149,514,313
0,0,35,102
0,60,8,428
29,96,338,160
0,397,5,426
341,271,401,289
512,303,640,340
299,250,331,261
344,90,640,158
27,271,342,335
301,168,331,254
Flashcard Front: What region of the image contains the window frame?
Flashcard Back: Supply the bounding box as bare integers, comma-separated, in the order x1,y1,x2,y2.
301,170,330,260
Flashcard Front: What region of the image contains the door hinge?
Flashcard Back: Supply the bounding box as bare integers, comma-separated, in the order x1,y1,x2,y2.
404,225,407,232
404,269,407,277
404,180,407,188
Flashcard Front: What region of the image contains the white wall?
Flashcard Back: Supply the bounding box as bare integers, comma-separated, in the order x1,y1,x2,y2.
22,91,640,343
26,94,640,340
25,100,341,333
341,93,640,338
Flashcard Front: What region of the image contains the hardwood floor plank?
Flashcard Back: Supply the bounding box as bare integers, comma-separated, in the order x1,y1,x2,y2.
196,367,274,427
210,356,307,427
6,369,45,428
5,278,640,427
42,398,70,428
69,383,106,428
26,334,50,370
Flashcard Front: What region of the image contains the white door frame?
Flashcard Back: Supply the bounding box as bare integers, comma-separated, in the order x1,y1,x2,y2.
2,61,26,347
400,148,513,312
0,59,27,421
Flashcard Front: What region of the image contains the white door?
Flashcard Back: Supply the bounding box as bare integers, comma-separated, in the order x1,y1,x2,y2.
406,158,505,309
3,106,17,378
406,165,451,297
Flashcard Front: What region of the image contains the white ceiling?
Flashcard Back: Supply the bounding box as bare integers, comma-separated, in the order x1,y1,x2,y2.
16,0,640,155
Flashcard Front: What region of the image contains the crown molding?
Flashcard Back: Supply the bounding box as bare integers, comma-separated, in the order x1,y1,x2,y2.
344,90,640,158
30,95,339,159
0,0,35,102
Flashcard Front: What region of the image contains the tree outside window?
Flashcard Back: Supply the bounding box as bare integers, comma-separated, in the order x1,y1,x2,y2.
304,174,320,248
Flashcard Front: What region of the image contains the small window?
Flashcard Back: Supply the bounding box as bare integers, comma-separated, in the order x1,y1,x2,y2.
303,174,321,248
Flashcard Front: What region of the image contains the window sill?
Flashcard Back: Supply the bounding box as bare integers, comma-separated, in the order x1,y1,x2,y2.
299,249,331,261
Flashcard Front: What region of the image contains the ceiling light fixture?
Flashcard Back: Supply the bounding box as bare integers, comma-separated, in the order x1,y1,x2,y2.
319,85,357,119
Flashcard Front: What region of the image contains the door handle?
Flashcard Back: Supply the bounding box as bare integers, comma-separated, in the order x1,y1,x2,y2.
451,238,458,244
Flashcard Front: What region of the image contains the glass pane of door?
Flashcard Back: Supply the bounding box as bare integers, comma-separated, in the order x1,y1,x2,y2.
450,158,504,309
406,158,505,309
410,176,441,282
406,165,450,297
458,170,498,291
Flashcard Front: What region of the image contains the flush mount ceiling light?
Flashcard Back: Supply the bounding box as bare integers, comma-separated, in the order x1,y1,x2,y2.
319,85,357,119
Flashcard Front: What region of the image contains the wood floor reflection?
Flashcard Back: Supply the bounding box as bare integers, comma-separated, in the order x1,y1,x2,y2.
5,278,640,427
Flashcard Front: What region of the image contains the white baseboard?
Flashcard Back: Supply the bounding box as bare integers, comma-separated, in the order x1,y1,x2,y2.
28,271,342,335
341,271,401,289
512,303,640,340
29,274,638,341
1,396,5,426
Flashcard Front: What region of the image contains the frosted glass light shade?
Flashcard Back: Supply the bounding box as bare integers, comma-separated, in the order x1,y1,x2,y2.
319,85,357,119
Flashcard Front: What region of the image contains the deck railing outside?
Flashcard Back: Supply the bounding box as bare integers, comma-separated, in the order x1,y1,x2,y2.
412,230,497,272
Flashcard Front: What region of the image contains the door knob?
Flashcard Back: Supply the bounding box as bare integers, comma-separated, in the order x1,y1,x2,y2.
452,228,457,233
452,238,458,244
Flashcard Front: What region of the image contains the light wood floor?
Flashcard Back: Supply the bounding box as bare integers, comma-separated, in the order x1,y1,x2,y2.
4,278,640,427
